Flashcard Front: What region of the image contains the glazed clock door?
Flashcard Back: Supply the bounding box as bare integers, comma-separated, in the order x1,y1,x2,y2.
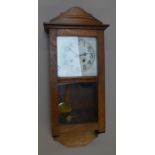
48,28,106,136
56,31,99,126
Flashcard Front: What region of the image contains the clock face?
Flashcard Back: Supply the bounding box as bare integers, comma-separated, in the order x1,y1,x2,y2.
57,36,97,77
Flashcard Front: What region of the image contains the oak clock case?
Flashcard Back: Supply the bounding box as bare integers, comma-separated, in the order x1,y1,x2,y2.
44,7,109,147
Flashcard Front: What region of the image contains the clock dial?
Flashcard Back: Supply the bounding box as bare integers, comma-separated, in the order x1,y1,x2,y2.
57,36,97,77
78,38,95,73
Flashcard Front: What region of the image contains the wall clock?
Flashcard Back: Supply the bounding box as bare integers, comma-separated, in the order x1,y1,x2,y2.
44,7,109,147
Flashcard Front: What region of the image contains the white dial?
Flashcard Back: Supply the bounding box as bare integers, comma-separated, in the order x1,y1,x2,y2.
78,38,95,72
57,36,97,77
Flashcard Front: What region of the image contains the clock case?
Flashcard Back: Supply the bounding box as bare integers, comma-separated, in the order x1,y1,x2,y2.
44,7,109,147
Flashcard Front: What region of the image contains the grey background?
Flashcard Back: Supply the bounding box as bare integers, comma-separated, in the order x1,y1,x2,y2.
38,0,116,155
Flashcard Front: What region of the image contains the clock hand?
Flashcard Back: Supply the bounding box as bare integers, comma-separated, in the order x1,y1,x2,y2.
66,47,79,56
66,47,94,57
79,53,87,56
79,52,94,56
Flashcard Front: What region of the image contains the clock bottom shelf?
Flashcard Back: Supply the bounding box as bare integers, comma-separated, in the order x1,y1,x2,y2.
54,130,98,147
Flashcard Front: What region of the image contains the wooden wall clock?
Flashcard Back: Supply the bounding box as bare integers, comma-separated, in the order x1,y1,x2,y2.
44,7,109,147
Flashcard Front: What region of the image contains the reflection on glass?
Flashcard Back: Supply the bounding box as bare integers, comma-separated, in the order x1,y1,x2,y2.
58,83,98,124
57,36,97,77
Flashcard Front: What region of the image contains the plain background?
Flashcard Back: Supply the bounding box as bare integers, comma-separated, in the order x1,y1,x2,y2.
38,0,116,155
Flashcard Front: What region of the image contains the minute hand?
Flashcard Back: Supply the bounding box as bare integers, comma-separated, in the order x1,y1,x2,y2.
79,52,93,56
67,48,79,57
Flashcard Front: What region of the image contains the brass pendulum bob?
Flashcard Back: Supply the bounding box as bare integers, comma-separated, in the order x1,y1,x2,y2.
58,85,72,113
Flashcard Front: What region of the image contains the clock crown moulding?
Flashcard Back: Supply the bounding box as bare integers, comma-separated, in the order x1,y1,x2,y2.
44,7,109,32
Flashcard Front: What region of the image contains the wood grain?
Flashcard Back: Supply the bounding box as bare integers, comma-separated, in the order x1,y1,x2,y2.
58,77,97,84
54,131,97,147
49,29,59,136
57,29,98,36
44,7,109,33
97,30,106,132
59,123,98,133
